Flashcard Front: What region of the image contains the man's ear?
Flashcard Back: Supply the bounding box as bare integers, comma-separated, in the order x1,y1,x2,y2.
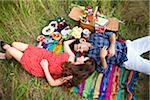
79,38,86,43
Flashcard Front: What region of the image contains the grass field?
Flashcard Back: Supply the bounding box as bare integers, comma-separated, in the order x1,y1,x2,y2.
0,0,149,100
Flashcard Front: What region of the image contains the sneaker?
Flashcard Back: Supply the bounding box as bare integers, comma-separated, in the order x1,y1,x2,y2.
0,40,6,53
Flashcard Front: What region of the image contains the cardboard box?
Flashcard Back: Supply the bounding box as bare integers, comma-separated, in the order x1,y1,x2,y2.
106,18,119,31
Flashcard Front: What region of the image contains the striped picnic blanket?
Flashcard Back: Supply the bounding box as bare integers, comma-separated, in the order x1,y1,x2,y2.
36,36,140,100
36,17,140,100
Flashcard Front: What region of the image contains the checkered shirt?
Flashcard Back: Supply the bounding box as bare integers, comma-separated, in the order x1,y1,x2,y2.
88,32,128,73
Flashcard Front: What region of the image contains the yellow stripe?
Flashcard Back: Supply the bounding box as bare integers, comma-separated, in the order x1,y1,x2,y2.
93,73,103,98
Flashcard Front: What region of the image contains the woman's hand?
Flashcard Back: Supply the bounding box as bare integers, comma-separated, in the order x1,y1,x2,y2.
100,46,108,58
53,75,73,86
40,59,49,70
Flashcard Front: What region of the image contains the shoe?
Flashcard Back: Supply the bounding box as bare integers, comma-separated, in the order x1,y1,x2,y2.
0,40,6,53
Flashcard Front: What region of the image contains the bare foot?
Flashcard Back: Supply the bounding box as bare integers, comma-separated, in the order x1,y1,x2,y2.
0,53,6,59
1,44,12,59
5,51,12,59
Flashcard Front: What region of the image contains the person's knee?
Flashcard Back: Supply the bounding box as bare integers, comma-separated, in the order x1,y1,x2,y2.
11,42,28,51
12,42,19,47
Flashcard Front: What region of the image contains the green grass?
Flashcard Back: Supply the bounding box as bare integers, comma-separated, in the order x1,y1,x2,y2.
0,0,149,100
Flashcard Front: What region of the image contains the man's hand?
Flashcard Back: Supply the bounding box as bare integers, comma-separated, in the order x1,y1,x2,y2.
100,46,108,58
100,46,108,69
108,45,115,57
40,59,49,70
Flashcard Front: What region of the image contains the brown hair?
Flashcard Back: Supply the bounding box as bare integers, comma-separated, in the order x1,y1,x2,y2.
61,58,96,88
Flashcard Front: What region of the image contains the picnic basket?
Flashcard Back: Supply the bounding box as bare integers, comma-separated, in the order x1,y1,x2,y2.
80,6,98,33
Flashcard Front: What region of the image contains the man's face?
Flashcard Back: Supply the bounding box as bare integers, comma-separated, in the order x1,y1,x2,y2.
74,42,90,53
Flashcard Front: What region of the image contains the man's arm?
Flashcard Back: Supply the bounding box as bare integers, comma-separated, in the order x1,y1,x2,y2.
40,59,73,86
100,46,108,69
100,57,107,69
108,33,116,57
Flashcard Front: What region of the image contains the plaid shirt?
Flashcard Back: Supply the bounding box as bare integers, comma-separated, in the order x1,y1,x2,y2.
88,32,128,73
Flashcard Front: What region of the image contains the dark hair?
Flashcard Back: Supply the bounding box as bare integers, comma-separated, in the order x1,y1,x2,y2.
69,39,89,57
69,39,80,51
61,58,96,88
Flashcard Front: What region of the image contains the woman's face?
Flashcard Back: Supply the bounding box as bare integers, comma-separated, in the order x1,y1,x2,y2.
74,56,89,65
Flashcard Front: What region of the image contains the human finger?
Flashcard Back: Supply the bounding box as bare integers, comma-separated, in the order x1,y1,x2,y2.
103,46,107,49
102,46,105,50
64,75,73,80
60,76,73,82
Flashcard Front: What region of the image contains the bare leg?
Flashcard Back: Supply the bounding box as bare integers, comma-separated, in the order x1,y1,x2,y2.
12,42,29,52
3,44,23,62
1,42,28,59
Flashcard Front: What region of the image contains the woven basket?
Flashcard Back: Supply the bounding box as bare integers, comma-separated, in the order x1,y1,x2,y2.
80,6,98,33
80,20,95,32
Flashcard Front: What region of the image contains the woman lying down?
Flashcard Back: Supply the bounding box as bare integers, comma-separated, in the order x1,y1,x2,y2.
0,39,96,88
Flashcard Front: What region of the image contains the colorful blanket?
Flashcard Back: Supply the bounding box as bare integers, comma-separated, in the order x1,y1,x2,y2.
36,17,140,100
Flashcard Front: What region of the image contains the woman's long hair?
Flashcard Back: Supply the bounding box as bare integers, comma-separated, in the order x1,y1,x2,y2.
61,58,96,88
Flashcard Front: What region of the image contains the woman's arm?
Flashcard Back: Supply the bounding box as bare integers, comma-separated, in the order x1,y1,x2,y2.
40,59,73,86
63,39,76,63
